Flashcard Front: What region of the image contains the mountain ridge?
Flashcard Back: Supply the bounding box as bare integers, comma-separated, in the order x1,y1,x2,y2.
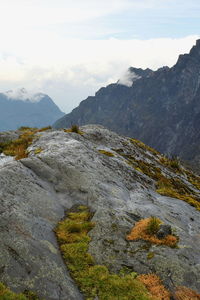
0,89,64,131
54,40,200,168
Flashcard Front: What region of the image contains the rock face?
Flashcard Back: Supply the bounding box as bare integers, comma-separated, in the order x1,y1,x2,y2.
54,40,200,168
0,88,64,131
0,125,200,299
156,225,172,239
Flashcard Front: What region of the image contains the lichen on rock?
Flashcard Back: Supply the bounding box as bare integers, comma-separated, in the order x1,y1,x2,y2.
0,125,200,298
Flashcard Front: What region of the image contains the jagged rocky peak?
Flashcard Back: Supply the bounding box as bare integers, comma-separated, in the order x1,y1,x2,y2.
189,38,200,55
118,67,154,87
128,66,154,78
53,39,200,170
174,38,200,69
0,125,200,299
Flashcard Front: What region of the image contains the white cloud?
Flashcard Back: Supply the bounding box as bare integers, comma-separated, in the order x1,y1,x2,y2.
118,71,141,87
0,1,199,112
0,0,138,29
4,88,44,102
0,34,198,112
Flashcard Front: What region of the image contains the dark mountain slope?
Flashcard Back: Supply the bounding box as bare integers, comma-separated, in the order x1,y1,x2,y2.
54,40,200,166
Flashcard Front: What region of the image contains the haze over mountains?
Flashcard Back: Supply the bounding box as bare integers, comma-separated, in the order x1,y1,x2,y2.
1,38,200,299
54,39,200,167
0,88,64,131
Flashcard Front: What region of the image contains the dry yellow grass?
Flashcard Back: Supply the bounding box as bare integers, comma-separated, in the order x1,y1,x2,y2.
174,286,200,300
126,218,178,247
138,274,170,300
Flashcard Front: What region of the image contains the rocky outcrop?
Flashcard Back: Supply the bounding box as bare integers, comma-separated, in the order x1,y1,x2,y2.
0,125,200,299
54,40,200,169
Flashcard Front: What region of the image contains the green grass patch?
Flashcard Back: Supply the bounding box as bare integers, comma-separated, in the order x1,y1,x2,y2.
1,129,37,160
146,217,161,235
55,206,153,300
159,156,182,173
0,126,50,160
98,150,115,157
34,148,43,155
114,148,200,211
130,139,159,156
156,177,200,211
0,283,39,300
185,170,200,190
37,126,52,132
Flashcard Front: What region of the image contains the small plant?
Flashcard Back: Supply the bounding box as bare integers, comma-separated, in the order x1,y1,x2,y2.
127,217,178,247
174,286,200,300
34,148,43,155
71,124,80,133
130,138,160,156
169,156,180,170
18,126,37,131
116,145,200,212
64,124,84,134
159,155,182,173
147,252,155,260
98,150,115,157
23,290,40,300
55,206,153,300
138,274,171,300
37,126,52,132
146,216,161,235
0,282,40,300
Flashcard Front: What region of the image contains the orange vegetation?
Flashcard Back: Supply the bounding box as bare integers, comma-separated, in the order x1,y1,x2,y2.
126,218,178,247
174,286,200,300
138,274,170,300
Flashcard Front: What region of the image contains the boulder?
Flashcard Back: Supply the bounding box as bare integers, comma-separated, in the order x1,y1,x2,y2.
156,224,172,239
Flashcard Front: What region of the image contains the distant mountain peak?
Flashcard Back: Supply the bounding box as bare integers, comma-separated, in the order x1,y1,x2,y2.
4,88,45,103
174,38,200,69
53,39,200,169
0,89,64,131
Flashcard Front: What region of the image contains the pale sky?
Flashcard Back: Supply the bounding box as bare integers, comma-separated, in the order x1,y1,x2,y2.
0,0,199,112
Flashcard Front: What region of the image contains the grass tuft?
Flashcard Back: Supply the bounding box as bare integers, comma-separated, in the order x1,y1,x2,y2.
174,286,200,300
98,150,115,157
34,148,43,155
130,139,160,156
64,124,83,135
138,274,171,300
127,217,178,248
0,126,51,160
0,282,39,300
2,129,36,160
37,126,52,132
115,142,200,212
55,206,154,300
146,217,161,235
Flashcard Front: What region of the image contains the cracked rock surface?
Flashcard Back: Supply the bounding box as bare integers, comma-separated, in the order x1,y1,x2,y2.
0,125,200,299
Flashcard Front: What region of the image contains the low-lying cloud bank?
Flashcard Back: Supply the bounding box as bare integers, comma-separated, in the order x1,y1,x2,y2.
4,88,44,102
0,35,199,112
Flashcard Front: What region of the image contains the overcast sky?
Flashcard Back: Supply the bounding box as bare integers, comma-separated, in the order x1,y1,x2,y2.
0,0,199,112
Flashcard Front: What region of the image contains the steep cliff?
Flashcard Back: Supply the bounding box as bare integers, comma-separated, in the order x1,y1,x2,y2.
54,40,200,168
